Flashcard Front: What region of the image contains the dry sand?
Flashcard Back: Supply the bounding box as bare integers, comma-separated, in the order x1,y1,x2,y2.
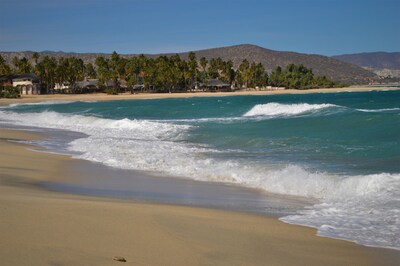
0,86,399,106
1,128,400,265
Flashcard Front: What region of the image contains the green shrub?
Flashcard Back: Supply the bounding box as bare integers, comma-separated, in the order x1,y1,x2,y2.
105,87,117,95
0,86,20,98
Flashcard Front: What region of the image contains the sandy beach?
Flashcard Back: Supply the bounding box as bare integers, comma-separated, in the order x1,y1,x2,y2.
1,128,400,265
0,86,399,106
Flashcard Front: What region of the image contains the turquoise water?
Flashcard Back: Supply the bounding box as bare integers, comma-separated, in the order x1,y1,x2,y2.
7,91,400,175
1,90,400,249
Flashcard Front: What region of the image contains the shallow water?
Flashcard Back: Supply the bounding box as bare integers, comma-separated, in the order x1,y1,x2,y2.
47,158,311,216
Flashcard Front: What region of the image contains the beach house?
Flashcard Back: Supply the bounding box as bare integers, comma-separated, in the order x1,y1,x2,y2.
0,74,14,87
75,79,99,92
54,79,99,93
10,73,42,94
54,82,72,92
204,79,231,91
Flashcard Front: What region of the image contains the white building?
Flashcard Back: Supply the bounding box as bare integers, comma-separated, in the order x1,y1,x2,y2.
54,82,71,91
12,73,41,95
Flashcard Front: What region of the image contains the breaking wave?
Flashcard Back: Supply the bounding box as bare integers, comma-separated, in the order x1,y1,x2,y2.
243,102,339,117
6,100,97,108
356,107,400,113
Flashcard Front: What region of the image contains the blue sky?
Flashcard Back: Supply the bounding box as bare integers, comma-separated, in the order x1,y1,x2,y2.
1,0,399,55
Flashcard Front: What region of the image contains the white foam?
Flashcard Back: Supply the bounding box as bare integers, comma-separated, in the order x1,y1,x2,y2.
162,103,341,124
7,101,75,107
356,107,400,113
7,100,97,108
0,111,190,147
243,103,338,117
282,172,400,250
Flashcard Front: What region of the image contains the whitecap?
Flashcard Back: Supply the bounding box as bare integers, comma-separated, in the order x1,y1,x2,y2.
243,102,339,117
356,108,400,113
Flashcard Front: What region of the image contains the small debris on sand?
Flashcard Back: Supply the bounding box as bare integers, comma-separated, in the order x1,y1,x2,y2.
113,256,127,262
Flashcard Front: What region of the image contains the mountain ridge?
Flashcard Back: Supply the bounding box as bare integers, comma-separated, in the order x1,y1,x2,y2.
1,44,377,84
332,52,400,70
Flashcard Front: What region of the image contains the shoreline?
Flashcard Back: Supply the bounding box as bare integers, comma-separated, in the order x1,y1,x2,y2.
1,128,400,265
0,86,399,106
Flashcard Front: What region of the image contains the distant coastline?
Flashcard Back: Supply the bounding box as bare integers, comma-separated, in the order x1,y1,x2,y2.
1,86,399,106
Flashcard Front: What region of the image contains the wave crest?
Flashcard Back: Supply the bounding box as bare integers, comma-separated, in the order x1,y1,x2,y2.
243,103,338,117
5,100,97,108
356,107,400,113
0,110,190,141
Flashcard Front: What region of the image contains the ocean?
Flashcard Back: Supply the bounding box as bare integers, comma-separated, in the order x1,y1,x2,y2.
1,90,399,250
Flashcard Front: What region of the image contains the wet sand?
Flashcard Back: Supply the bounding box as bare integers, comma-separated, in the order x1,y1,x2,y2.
1,128,400,265
0,86,399,106
46,158,313,217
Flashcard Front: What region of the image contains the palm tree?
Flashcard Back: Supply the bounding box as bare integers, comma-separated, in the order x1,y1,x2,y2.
36,56,57,93
221,60,234,84
12,57,19,72
170,54,184,91
187,52,197,88
155,56,172,92
0,55,11,75
84,63,97,79
207,58,219,79
12,57,33,73
66,57,85,91
21,57,33,73
95,56,112,88
32,52,40,66
199,57,208,83
238,59,250,88
125,57,141,88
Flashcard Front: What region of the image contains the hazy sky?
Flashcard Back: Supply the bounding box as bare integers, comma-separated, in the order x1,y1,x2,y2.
1,0,399,55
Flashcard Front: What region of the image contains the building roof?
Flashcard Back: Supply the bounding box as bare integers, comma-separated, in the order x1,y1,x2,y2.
11,73,40,83
76,79,98,88
0,74,15,83
205,79,230,87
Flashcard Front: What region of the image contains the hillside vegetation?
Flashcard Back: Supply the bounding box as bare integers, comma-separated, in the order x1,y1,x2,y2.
1,51,346,94
1,44,377,84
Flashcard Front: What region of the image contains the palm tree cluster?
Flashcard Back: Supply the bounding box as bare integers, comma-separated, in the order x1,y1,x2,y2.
1,53,89,93
269,64,346,89
0,51,344,93
95,52,270,93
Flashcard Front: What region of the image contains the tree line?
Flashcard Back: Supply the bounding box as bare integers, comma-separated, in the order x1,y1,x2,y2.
0,51,347,93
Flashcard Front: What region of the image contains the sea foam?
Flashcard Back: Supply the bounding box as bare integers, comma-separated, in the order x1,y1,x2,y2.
282,172,400,250
243,103,338,117
6,100,97,108
356,107,400,113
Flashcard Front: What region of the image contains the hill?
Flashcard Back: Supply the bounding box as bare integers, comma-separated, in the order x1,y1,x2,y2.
1,44,377,84
332,52,400,70
172,44,376,84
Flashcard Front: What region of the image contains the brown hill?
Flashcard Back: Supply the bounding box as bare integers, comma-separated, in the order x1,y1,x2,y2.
1,44,377,84
173,44,376,84
332,52,400,70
